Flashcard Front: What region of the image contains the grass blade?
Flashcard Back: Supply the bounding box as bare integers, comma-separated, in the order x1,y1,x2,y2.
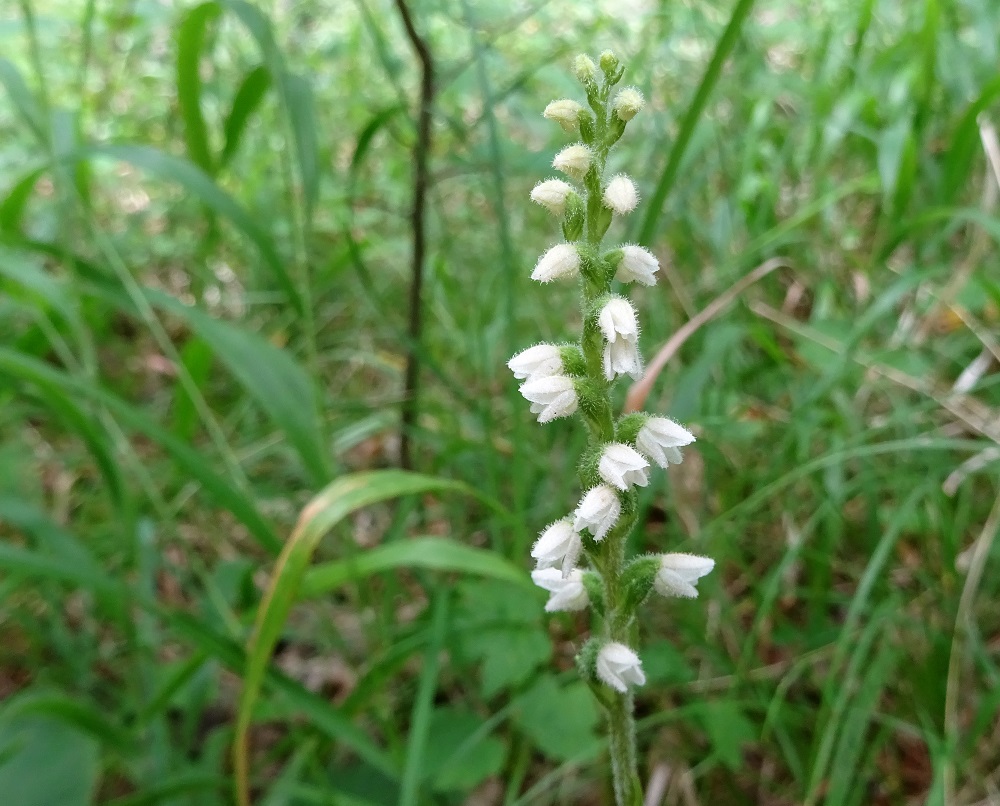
300,536,530,597
176,1,221,174
634,0,759,246
234,470,472,805
149,290,330,484
399,592,449,806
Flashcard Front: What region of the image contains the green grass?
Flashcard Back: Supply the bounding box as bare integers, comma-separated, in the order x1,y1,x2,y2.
2,0,1000,803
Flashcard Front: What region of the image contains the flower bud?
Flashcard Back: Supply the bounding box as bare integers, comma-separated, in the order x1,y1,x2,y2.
507,343,562,380
531,243,580,283
552,144,592,181
574,54,597,83
602,174,639,216
543,99,585,133
635,417,695,468
596,642,646,692
531,567,589,612
613,86,645,121
573,484,621,541
654,553,715,598
598,443,650,491
599,50,619,75
530,178,576,217
615,244,660,286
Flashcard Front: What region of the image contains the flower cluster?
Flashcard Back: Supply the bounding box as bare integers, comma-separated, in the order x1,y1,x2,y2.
508,51,715,709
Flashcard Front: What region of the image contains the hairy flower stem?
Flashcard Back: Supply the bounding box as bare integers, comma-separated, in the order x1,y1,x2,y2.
576,80,643,806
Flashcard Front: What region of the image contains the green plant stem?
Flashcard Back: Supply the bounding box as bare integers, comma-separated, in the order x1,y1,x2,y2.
577,72,643,806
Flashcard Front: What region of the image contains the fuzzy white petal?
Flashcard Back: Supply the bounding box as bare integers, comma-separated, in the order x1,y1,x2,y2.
519,375,579,423
653,553,715,598
531,567,589,612
613,87,645,121
552,144,592,180
531,518,582,576
532,243,580,283
543,99,585,132
615,245,659,286
635,417,696,467
596,642,646,692
573,485,621,541
530,179,575,216
598,297,639,343
602,339,643,381
508,344,562,380
598,443,650,491
602,174,639,215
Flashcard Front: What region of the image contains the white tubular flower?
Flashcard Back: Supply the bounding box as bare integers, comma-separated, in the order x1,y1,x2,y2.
613,86,645,121
615,245,660,286
635,417,695,468
552,144,592,180
508,343,562,381
596,642,646,692
543,99,585,132
531,567,589,612
532,243,580,283
573,484,621,541
530,179,575,217
532,519,583,577
602,174,639,215
519,375,578,424
598,443,650,491
598,297,642,381
654,553,715,598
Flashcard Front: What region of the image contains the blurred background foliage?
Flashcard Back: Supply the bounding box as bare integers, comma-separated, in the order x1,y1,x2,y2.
1,0,1000,803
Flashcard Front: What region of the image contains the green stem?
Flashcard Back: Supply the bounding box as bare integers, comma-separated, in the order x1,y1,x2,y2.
576,68,642,806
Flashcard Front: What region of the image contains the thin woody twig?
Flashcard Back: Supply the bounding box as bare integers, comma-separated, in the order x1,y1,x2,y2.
395,0,434,470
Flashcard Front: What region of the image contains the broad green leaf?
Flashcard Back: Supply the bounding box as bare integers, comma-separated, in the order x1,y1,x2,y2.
451,579,550,697
0,714,99,806
697,701,756,771
421,707,505,793
511,677,601,762
234,470,472,805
